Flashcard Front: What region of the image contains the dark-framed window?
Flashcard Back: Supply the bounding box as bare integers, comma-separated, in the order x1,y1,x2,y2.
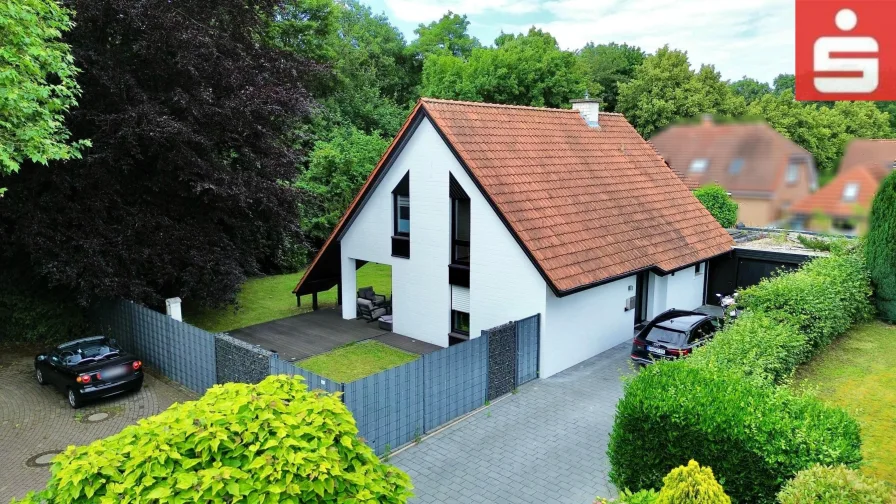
452,198,470,265
451,309,470,335
394,194,410,236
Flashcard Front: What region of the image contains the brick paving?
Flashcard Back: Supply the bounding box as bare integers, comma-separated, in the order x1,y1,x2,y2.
0,351,195,502
393,342,633,504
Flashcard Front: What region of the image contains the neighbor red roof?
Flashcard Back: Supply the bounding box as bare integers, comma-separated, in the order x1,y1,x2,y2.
839,139,896,173
790,163,890,218
650,121,814,196
295,98,733,295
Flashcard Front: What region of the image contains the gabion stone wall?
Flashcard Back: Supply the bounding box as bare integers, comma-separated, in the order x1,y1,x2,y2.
487,322,516,400
215,333,273,385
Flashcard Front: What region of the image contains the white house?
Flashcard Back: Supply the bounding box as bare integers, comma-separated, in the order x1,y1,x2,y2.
294,98,734,378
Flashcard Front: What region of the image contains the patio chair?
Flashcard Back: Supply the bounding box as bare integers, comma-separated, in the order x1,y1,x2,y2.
357,286,386,305
357,298,387,323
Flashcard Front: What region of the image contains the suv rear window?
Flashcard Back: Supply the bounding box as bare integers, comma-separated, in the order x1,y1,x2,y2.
644,326,688,347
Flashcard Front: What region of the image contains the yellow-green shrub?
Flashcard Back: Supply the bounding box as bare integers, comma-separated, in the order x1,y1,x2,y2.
777,465,895,504
656,460,731,504
13,375,413,503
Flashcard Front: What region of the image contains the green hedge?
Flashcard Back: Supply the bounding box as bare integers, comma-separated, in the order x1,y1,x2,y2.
14,375,413,503
0,274,88,343
688,312,807,385
737,249,874,354
777,465,894,504
608,362,862,504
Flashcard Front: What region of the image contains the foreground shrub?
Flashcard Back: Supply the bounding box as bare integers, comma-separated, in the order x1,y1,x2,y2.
595,489,659,504
694,184,738,228
689,312,806,385
865,170,896,321
14,375,412,503
777,465,894,504
608,362,862,504
737,248,873,353
657,460,730,504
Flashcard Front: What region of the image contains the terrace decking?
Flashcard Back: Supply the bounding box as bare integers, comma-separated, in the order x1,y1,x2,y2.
227,308,440,361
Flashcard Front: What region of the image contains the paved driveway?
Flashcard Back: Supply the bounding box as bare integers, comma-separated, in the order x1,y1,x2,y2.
0,350,195,502
393,342,633,504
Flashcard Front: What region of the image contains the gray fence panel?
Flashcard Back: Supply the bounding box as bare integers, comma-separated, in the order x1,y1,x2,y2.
344,358,424,455
269,356,344,395
423,335,488,432
91,299,217,394
515,314,540,385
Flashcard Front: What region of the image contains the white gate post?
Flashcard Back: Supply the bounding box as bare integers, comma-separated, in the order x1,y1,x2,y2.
165,297,183,322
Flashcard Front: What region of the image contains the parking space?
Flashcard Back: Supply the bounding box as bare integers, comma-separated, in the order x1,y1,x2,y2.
393,341,633,504
0,350,195,502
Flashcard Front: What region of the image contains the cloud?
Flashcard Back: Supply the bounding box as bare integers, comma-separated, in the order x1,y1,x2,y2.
383,0,541,24
377,0,794,82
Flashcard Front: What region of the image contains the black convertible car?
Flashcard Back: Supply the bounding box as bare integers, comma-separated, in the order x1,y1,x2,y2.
35,336,143,408
630,309,722,367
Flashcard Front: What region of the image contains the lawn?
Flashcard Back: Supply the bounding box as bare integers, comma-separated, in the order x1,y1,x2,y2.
184,262,392,333
791,321,896,484
298,341,418,383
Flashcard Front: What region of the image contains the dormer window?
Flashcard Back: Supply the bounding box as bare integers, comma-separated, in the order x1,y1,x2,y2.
689,158,708,173
728,158,744,175
786,162,800,184
842,182,860,202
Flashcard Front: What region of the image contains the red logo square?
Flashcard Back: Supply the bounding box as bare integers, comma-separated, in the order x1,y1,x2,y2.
796,0,896,101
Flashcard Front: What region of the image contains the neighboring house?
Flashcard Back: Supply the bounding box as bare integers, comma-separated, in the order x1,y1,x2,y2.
650,117,818,227
789,139,896,234
293,98,733,378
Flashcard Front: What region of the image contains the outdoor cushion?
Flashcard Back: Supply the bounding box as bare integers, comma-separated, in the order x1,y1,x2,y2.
357,298,373,308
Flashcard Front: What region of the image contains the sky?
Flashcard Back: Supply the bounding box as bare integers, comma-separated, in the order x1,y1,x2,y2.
362,0,796,84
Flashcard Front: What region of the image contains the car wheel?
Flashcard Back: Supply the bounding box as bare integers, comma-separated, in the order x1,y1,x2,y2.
67,388,83,409
35,368,47,385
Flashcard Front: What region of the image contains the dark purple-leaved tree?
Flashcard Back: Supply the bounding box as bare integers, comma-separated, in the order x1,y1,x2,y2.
0,0,320,307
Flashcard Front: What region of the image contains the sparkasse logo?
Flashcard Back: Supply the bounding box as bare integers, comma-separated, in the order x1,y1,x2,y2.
796,0,896,101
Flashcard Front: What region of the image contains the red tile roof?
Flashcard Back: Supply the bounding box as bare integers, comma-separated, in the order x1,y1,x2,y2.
839,139,896,173
650,121,814,196
790,163,891,218
294,99,733,295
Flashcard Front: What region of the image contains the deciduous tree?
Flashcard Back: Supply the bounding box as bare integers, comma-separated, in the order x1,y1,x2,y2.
577,42,645,112
0,0,319,307
410,11,480,59
0,0,86,185
421,28,589,108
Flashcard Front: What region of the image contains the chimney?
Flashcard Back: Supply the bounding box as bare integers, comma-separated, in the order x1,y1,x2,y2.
571,93,600,128
165,297,183,322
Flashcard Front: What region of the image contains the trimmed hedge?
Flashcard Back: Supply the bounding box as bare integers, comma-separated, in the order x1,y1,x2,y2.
688,312,807,385
694,184,738,228
14,375,413,503
608,362,862,504
865,170,896,321
737,249,874,354
778,465,895,504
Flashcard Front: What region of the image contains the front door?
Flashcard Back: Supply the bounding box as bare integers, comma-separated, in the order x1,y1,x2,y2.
634,272,649,326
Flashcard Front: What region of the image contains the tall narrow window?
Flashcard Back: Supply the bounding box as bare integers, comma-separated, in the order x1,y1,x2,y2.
395,195,410,236
453,198,470,265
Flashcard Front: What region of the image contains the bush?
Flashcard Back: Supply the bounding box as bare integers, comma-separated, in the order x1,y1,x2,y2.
608,361,862,504
0,273,88,343
14,375,413,503
596,489,659,504
694,184,738,228
865,170,896,321
796,234,832,252
777,465,895,504
737,249,874,354
656,460,730,504
689,312,807,385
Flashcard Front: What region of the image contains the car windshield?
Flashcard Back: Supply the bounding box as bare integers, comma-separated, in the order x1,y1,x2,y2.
60,339,121,365
644,326,688,347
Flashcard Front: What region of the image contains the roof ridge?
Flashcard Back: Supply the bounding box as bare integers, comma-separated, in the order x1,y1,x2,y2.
420,97,580,113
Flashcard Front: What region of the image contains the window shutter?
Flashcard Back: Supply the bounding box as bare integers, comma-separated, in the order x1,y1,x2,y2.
451,285,470,312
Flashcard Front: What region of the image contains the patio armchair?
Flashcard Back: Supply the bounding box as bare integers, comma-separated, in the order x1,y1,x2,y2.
357,286,386,305
356,298,387,323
